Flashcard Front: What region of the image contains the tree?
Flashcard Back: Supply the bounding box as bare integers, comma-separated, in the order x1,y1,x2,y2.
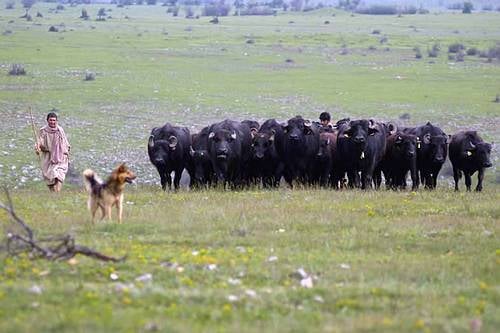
22,0,36,9
462,1,473,13
97,8,106,21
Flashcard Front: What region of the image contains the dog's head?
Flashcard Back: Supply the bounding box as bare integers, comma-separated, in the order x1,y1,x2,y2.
116,163,137,184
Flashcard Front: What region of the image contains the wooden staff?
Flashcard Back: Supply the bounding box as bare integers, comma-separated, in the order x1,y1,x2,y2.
29,106,41,164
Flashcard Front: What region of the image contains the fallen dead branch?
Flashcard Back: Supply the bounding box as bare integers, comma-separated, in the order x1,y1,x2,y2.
0,188,125,262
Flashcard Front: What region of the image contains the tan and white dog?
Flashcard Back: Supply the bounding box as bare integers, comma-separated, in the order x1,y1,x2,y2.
82,163,136,224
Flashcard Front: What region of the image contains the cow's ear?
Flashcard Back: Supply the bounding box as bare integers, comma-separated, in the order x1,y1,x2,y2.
368,127,379,136
250,128,258,138
395,135,403,144
281,123,288,133
208,132,215,139
423,133,431,144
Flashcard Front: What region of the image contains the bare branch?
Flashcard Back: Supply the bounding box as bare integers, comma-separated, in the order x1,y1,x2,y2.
1,188,125,263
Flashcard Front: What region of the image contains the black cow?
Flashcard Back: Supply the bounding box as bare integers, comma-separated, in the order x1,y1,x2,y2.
148,123,193,190
449,131,493,192
250,119,285,188
314,131,338,187
381,133,419,190
337,119,387,189
190,126,214,188
403,122,448,189
207,119,252,187
281,116,320,186
241,120,260,134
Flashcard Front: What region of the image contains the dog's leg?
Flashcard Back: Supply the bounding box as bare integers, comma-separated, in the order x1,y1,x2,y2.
89,200,98,224
117,194,124,224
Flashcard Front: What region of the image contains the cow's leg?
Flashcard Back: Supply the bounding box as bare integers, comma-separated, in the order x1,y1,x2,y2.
173,168,183,190
453,167,460,191
159,172,168,191
475,168,484,192
410,167,418,191
464,171,472,191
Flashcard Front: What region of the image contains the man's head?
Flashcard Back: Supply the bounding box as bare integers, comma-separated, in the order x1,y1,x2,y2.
46,112,58,128
319,112,331,126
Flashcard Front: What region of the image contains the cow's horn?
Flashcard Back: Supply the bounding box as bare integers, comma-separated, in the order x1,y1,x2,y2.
208,132,215,139
148,135,155,148
304,120,312,127
190,146,195,156
469,141,476,149
423,133,431,144
168,135,178,148
231,131,237,140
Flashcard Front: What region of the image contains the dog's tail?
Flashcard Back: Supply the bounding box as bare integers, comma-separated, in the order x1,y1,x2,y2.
82,169,101,192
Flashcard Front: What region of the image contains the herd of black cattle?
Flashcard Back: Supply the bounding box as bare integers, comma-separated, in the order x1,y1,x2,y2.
147,116,493,192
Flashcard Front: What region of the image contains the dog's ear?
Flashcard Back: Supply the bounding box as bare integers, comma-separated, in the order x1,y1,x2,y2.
117,163,126,172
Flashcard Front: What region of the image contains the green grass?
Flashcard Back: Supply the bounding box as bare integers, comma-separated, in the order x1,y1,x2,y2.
1,3,500,332
1,188,499,332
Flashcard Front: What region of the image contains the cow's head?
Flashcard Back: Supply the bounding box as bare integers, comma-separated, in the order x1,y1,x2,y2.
209,129,238,160
252,130,275,159
394,134,417,159
283,116,313,141
344,120,378,148
428,135,448,164
466,141,493,168
317,132,334,159
190,146,211,182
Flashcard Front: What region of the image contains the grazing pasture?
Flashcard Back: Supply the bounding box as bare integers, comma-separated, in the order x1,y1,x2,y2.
0,3,499,332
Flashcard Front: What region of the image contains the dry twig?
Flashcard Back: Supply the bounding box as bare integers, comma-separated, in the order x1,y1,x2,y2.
0,187,125,262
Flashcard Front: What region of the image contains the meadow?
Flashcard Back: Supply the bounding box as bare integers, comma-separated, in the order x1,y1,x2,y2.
0,2,499,332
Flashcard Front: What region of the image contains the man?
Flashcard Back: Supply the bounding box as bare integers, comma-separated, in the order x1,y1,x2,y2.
35,112,71,192
319,112,334,131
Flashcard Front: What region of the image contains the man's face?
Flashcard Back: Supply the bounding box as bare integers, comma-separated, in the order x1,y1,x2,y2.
47,117,58,128
320,119,329,126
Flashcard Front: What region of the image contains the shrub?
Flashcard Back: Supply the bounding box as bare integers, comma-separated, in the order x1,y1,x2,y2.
414,46,422,59
56,4,64,10
466,47,478,56
36,11,42,17
202,4,231,17
379,36,388,44
97,8,106,21
447,2,463,10
482,5,492,11
494,94,500,103
48,25,58,32
147,0,157,5
184,6,194,18
355,5,397,15
240,6,276,16
22,0,35,9
488,45,500,60
455,50,465,62
80,8,89,19
428,43,440,58
448,43,465,53
84,71,95,81
9,64,26,76
372,29,381,35
6,1,14,9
